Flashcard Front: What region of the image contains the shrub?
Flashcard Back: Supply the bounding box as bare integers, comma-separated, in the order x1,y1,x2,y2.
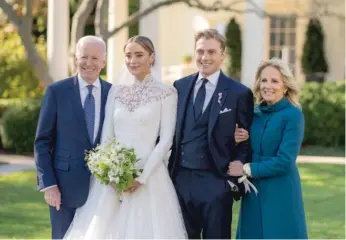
301,18,328,83
225,18,242,78
0,100,41,153
0,99,23,118
0,29,45,99
300,81,345,147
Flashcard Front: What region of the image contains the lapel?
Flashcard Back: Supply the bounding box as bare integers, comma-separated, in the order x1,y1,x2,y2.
94,78,108,145
208,71,230,138
70,75,92,145
175,73,198,146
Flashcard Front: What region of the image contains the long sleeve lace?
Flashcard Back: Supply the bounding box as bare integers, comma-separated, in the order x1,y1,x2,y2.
136,90,177,184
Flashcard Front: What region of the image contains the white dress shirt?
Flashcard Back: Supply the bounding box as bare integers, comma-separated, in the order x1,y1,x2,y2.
42,76,101,192
193,70,221,112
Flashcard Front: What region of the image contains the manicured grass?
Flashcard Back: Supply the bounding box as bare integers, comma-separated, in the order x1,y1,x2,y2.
0,163,344,239
0,171,50,239
300,145,345,157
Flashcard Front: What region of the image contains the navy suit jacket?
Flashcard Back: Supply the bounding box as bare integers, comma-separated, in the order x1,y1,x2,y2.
169,71,254,199
34,75,112,208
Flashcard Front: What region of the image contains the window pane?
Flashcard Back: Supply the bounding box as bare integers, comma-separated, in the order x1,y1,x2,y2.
270,16,276,28
280,18,286,28
280,32,285,46
269,49,275,58
270,32,276,46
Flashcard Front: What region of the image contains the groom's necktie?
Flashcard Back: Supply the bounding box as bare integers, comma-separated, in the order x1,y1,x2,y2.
194,78,208,120
84,85,95,144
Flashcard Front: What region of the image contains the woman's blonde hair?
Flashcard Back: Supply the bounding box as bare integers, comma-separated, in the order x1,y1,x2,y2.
253,58,300,107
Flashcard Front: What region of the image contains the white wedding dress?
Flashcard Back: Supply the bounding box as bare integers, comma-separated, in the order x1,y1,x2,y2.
64,75,187,239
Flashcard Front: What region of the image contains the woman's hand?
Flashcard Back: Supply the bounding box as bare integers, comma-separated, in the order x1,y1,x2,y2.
125,181,142,193
235,124,249,144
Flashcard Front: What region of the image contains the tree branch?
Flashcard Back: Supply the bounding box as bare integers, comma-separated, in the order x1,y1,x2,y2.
22,0,33,33
104,0,271,40
184,0,265,15
69,0,97,73
95,0,108,38
105,0,185,39
0,0,21,27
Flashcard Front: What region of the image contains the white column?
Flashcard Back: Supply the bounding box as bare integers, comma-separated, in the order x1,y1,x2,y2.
107,0,128,83
241,0,265,88
47,0,69,81
139,0,160,49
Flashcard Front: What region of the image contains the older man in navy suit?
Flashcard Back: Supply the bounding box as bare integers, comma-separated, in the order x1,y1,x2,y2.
169,29,254,239
34,36,112,239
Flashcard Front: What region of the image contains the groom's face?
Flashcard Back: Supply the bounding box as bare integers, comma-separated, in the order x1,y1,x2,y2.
195,38,226,78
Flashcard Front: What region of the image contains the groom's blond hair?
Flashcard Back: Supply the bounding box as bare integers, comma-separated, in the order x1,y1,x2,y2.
194,29,226,51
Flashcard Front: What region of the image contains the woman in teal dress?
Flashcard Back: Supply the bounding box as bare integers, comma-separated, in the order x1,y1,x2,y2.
229,58,308,239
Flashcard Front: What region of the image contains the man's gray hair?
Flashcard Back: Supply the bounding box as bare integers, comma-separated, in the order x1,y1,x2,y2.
76,36,107,56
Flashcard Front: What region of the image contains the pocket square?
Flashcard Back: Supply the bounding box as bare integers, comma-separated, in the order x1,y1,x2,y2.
219,108,232,114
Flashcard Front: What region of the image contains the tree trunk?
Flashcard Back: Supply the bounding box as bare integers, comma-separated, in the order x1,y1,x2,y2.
19,28,54,86
69,0,97,74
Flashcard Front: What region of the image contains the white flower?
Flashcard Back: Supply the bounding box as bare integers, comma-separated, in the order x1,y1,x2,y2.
85,138,139,189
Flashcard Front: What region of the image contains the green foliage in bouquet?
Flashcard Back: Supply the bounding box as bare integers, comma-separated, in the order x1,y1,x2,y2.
85,139,142,193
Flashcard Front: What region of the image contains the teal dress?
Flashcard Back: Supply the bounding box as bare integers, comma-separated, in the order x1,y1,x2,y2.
236,97,308,239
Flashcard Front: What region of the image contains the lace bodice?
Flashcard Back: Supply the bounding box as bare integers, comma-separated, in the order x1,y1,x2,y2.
114,75,176,112
100,75,177,184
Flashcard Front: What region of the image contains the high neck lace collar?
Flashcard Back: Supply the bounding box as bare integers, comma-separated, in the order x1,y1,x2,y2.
134,74,153,86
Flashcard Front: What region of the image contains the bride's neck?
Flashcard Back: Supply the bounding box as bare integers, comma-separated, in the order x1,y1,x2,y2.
135,72,151,81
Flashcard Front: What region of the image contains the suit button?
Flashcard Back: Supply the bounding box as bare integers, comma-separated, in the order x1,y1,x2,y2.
181,152,184,155
201,156,204,159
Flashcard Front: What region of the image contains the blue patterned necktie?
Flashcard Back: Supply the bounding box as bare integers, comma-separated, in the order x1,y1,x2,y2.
194,78,208,120
84,85,95,144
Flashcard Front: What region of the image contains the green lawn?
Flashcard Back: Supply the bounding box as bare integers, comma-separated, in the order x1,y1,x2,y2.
300,145,345,157
0,164,345,239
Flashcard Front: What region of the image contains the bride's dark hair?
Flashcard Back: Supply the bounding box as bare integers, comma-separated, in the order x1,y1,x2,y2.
124,35,155,65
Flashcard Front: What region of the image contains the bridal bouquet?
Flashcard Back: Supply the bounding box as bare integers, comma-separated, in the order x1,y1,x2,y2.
85,138,142,193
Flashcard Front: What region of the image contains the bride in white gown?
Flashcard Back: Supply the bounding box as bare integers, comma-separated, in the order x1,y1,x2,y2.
64,36,187,239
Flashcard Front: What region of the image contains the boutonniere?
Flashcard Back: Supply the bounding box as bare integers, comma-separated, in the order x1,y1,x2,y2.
218,92,223,106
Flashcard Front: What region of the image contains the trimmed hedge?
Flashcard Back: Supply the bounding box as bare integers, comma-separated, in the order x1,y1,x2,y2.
0,100,41,153
300,81,345,147
0,99,23,118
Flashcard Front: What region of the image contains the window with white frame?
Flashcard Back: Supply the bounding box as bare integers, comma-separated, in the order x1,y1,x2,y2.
269,15,296,72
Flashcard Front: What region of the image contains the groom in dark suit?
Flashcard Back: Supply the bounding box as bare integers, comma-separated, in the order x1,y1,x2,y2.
169,29,254,239
34,36,112,239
